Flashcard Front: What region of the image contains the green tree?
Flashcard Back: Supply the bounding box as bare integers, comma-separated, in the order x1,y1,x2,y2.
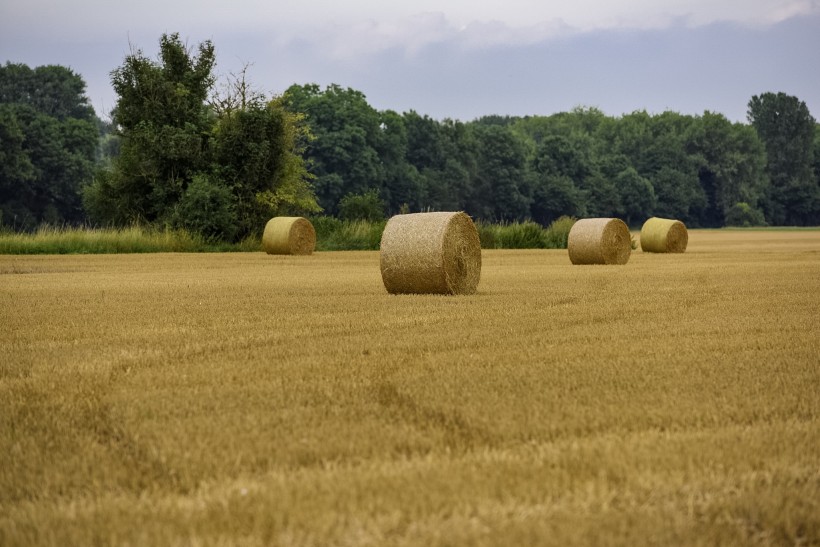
378,110,423,213
0,63,96,122
651,166,707,224
0,105,36,227
748,92,818,225
338,189,385,221
282,84,384,215
86,34,318,239
210,96,319,237
469,124,531,221
686,112,768,227
172,174,237,241
615,167,656,226
529,135,589,223
0,63,98,229
87,33,216,224
725,202,767,227
530,175,586,225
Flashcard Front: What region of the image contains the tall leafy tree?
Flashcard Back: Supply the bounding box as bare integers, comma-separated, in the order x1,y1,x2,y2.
86,34,318,238
376,109,423,213
0,63,96,122
686,112,768,227
615,167,656,226
469,124,531,221
748,92,818,225
215,95,319,234
529,135,589,223
282,84,384,215
0,63,98,229
86,33,216,223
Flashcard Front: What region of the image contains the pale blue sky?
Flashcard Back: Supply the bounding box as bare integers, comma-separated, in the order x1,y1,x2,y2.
2,0,818,121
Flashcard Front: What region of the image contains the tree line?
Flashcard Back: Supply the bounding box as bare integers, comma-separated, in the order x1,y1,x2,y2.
1,33,819,238
284,85,819,228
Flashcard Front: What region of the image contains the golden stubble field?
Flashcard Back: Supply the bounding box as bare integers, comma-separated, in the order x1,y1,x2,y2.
1,230,819,546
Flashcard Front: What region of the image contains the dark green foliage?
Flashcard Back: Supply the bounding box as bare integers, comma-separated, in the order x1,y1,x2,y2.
0,64,98,229
725,202,767,227
310,216,386,251
476,224,496,249
476,217,576,250
284,90,816,229
616,167,656,227
338,189,385,222
282,84,385,215
469,124,531,221
210,99,319,236
86,34,318,241
748,92,819,225
494,221,546,249
4,49,818,235
543,216,577,249
477,221,547,249
0,63,96,121
172,175,237,242
91,34,216,226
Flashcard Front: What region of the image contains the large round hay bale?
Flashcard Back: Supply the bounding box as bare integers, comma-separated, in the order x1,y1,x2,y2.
262,217,315,255
640,217,688,253
380,212,481,295
567,218,631,265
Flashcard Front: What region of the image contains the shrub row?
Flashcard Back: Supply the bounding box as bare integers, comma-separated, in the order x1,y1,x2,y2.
0,217,577,254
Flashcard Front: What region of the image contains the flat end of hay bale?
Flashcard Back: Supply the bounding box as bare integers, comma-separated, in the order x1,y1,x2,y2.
262,217,316,255
640,217,688,253
567,218,631,265
380,211,481,295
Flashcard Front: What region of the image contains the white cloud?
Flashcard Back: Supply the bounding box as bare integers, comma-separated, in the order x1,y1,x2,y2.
2,0,818,121
257,0,820,62
5,0,818,41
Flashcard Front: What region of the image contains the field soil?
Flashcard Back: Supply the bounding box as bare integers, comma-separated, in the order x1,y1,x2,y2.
1,230,818,545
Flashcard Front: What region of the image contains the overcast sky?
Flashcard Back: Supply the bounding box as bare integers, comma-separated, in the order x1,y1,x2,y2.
2,0,819,122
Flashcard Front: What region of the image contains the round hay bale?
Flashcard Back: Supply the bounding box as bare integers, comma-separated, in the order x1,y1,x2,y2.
567,218,631,265
640,217,688,253
262,217,315,255
380,212,481,295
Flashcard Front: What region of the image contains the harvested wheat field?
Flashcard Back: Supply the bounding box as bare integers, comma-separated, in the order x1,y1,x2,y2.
1,230,819,546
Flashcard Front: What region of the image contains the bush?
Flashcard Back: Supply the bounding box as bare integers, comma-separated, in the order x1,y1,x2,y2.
476,221,549,249
476,223,497,249
496,221,547,249
311,216,386,250
543,216,577,249
725,202,767,227
338,190,385,222
172,175,238,242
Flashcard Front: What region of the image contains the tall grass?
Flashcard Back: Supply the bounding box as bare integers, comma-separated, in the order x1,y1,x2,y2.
478,216,576,249
0,216,577,254
311,216,386,251
0,225,259,254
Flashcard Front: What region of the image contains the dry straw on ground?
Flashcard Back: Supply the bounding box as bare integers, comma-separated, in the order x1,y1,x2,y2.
262,217,316,255
380,211,481,295
568,218,631,265
640,217,688,253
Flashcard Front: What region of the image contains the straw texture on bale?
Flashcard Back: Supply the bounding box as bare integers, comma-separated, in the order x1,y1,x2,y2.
640,217,688,253
380,212,481,295
262,217,316,255
568,218,631,265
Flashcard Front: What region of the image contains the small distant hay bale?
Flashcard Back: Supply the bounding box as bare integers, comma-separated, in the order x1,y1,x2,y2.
380,212,481,295
640,217,688,253
567,218,631,265
262,217,315,255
